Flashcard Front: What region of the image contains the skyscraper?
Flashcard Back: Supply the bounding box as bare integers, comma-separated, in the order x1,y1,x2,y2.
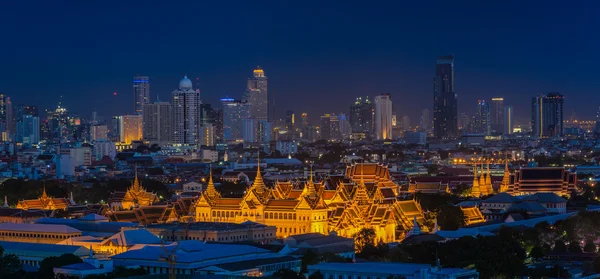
90,125,108,141
374,94,393,140
474,100,490,135
532,93,564,137
419,108,430,132
401,116,410,131
143,101,172,145
246,67,269,121
320,114,341,141
349,96,374,136
172,76,202,144
119,115,143,144
199,124,215,147
504,105,514,135
5,97,13,139
300,113,309,139
490,98,504,134
133,75,150,115
16,115,39,145
221,98,249,142
433,55,458,138
285,110,295,130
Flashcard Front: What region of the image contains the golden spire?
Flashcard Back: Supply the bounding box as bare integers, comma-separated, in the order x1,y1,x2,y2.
305,165,316,197
205,165,220,199
41,184,48,200
485,160,492,186
130,168,143,193
253,155,266,194
500,155,511,193
354,164,369,205
472,161,479,187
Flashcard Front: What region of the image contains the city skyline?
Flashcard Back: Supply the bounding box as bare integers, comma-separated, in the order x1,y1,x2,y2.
1,1,599,124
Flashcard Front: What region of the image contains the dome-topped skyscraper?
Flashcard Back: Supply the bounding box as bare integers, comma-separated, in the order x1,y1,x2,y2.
179,76,193,90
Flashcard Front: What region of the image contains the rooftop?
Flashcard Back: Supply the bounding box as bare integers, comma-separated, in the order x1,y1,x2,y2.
0,222,80,234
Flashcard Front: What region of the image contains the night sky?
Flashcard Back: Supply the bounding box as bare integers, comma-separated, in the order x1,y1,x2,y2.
1,1,599,125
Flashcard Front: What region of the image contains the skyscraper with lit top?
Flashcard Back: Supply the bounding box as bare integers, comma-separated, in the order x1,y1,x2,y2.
172,76,201,144
133,75,150,115
374,94,393,140
246,67,269,121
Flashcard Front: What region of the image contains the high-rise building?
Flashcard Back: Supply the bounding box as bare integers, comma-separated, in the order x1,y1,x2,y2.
504,105,514,135
490,98,504,134
5,97,13,139
16,105,38,122
90,125,108,141
119,115,143,144
221,98,249,142
419,108,430,132
172,76,202,144
143,101,172,145
338,113,352,139
458,112,470,131
532,93,564,137
46,106,70,143
133,75,150,115
474,100,490,135
433,55,458,138
211,108,223,142
285,110,295,130
16,115,39,145
300,113,309,138
349,97,374,136
242,119,270,143
320,114,341,141
401,116,410,131
246,67,269,121
374,94,393,140
199,124,215,147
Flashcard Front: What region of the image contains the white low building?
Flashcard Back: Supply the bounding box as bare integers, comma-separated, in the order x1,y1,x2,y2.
308,262,479,279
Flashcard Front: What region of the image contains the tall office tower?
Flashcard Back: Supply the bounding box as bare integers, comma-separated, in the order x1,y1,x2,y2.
5,97,13,139
490,98,504,134
457,112,470,131
210,108,223,142
199,124,215,147
110,116,122,142
402,116,410,131
221,98,249,142
133,75,150,115
46,106,70,143
419,108,430,132
596,106,600,133
504,105,514,135
200,103,214,127
16,105,38,122
374,94,393,140
143,101,172,145
172,76,202,144
242,119,270,143
532,93,564,137
320,114,341,140
338,113,352,139
90,125,108,141
119,115,143,144
349,96,374,137
285,110,295,130
15,115,40,145
433,55,458,138
246,67,269,121
474,100,491,135
0,94,5,133
299,113,309,138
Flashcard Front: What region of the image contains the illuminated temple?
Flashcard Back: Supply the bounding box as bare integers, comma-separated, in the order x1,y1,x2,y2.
502,167,576,196
195,163,426,241
16,187,74,210
471,162,494,197
108,173,159,210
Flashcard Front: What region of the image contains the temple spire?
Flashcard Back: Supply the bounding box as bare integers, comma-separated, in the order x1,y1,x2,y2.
3,196,7,208
472,161,481,197
500,156,511,193
305,164,316,197
69,192,75,205
253,155,266,194
41,184,49,200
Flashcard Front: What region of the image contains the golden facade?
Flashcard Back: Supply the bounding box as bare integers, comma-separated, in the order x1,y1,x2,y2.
16,187,73,211
108,173,159,210
195,163,426,242
471,162,493,197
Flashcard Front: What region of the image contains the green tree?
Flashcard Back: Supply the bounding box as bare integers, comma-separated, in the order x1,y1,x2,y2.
568,241,582,253
553,240,567,253
436,204,465,230
452,183,471,196
308,270,324,279
354,228,377,254
271,268,304,279
530,246,545,260
38,253,83,279
427,165,439,175
0,246,23,278
301,250,319,273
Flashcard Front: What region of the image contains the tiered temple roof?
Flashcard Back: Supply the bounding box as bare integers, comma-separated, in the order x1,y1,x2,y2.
16,187,74,211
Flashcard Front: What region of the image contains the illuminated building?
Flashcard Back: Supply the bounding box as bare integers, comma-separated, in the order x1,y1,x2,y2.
490,98,504,134
199,124,215,147
374,94,392,140
90,125,108,141
142,101,172,145
221,98,249,142
0,223,82,244
16,115,40,144
460,206,486,225
46,105,70,142
320,114,341,140
433,55,458,139
16,187,74,210
504,105,513,135
107,172,159,211
474,100,490,135
246,67,269,121
349,97,374,137
470,162,493,197
133,75,150,115
419,108,430,133
118,115,143,144
505,167,576,196
532,93,564,137
285,110,295,130
172,76,201,144
195,163,426,241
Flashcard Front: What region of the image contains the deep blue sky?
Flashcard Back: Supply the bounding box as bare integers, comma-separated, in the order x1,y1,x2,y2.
1,1,598,125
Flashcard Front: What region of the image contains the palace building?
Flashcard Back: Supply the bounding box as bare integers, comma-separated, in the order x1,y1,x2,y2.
503,167,576,196
108,172,159,210
16,187,75,211
195,163,426,242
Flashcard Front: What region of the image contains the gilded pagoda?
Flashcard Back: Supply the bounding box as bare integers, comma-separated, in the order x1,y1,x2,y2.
195,163,426,242
16,186,74,210
471,161,494,197
108,172,159,210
